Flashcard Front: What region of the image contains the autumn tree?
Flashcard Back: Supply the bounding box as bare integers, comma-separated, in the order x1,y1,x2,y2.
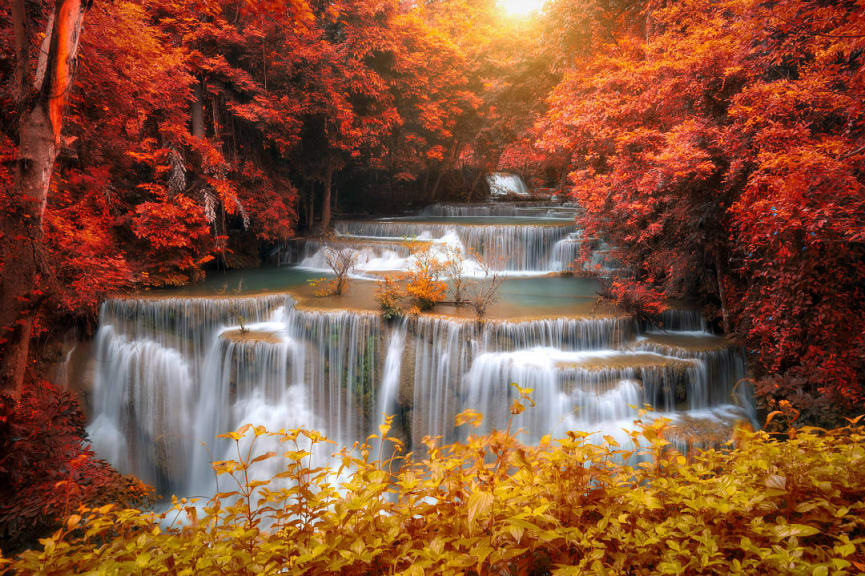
539,0,865,416
296,0,401,231
1,0,90,392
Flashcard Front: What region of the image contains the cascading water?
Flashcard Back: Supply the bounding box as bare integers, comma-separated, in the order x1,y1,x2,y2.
488,172,530,196
285,308,382,448
551,232,619,273
284,201,620,276
329,220,574,273
421,202,577,219
88,296,289,492
188,318,310,495
85,206,754,499
377,320,407,425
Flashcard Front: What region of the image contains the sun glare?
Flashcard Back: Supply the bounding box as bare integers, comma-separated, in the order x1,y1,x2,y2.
499,0,545,17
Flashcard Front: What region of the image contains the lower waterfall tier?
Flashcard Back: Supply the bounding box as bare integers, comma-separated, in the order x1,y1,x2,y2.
84,295,753,497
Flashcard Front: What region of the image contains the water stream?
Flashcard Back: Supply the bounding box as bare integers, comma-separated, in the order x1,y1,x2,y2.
85,201,754,497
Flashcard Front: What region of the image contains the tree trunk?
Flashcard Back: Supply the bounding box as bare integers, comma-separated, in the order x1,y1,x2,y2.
1,0,88,394
558,152,573,194
467,168,484,202
191,79,205,138
308,186,315,231
320,163,333,232
428,168,445,202
715,250,731,335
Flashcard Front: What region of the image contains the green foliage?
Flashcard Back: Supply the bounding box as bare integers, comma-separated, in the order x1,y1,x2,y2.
4,412,865,574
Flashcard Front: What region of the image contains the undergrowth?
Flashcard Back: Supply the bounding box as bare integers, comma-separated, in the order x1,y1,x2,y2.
2,394,864,574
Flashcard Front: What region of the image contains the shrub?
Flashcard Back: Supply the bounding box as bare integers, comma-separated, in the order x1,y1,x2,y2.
603,278,667,322
754,370,853,430
309,243,358,297
464,254,502,323
4,404,864,575
0,381,153,555
405,242,447,310
440,245,467,304
376,274,405,320
308,276,340,297
323,246,357,296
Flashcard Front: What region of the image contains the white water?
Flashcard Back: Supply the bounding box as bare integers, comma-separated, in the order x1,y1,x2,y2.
377,320,407,424
488,172,530,196
421,202,576,218
296,230,514,277
86,209,753,498
289,201,616,275
325,221,575,273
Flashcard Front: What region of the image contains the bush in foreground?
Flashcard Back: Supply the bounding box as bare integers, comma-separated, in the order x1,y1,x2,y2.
0,381,153,555
2,407,864,575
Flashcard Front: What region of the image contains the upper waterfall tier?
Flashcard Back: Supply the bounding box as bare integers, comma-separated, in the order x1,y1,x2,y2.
331,219,574,272
487,172,531,196
421,202,578,219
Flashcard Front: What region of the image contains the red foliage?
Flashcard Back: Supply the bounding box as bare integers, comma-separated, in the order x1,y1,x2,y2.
538,0,865,412
0,381,152,553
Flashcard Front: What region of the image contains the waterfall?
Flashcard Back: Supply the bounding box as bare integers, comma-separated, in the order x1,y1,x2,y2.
648,309,709,332
332,220,573,272
408,317,474,444
405,315,635,446
86,206,753,499
421,202,577,219
488,172,530,196
460,348,699,441
551,233,619,273
188,321,308,495
90,296,745,494
377,320,407,424
95,296,288,380
480,316,633,351
89,326,194,491
285,308,382,448
633,335,747,407
87,296,752,496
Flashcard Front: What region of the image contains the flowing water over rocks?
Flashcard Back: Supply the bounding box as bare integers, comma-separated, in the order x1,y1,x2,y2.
283,203,616,274
85,202,754,497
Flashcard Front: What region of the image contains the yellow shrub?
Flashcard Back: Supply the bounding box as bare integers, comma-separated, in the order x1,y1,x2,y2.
4,413,865,575
376,274,405,319
405,244,447,310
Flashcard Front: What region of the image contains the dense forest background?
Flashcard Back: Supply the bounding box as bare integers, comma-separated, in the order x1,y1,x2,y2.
0,0,863,547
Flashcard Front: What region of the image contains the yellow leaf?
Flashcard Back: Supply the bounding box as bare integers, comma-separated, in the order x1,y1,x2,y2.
508,524,524,544
456,409,483,428
773,524,820,539
764,474,786,491
251,451,276,464
466,490,493,526
135,552,151,568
